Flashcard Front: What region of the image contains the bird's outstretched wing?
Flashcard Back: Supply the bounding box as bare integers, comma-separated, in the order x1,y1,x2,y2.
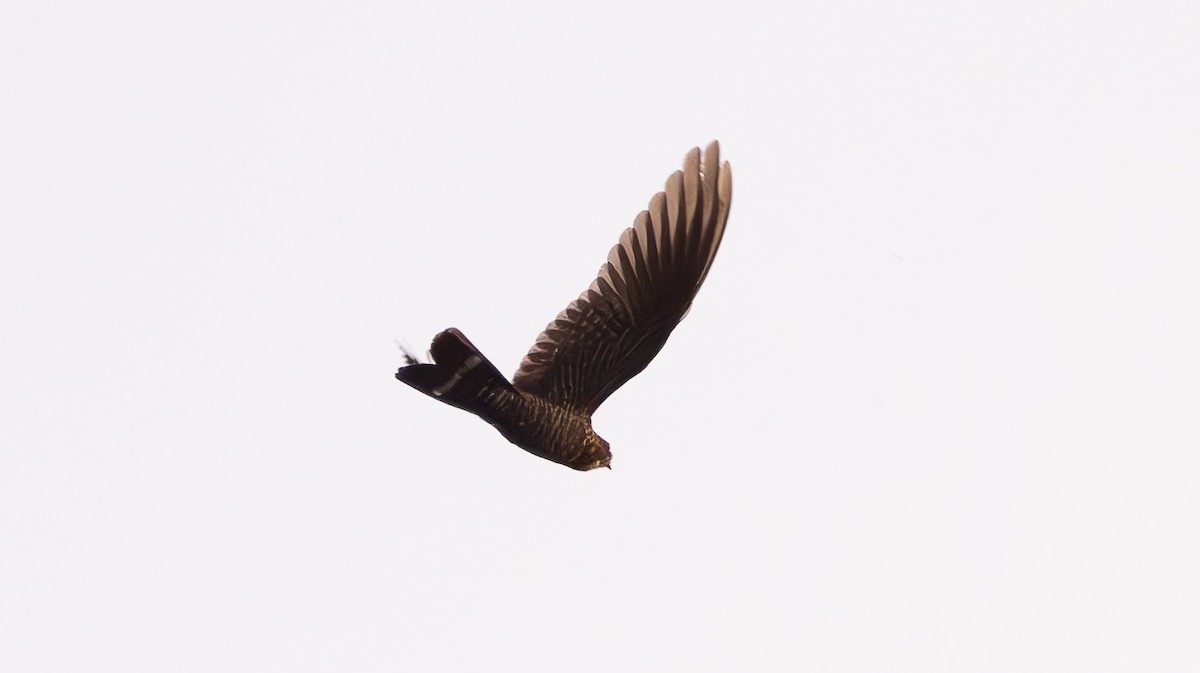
512,141,732,413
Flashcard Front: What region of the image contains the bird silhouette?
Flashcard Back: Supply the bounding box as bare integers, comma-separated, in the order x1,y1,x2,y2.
395,141,732,470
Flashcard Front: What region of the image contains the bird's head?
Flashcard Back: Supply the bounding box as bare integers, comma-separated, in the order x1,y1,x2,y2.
576,430,612,471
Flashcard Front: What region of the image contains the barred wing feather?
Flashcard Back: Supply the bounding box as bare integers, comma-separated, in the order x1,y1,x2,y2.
512,141,733,412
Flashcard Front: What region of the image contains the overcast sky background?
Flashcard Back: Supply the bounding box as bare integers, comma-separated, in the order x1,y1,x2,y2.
3,2,1198,671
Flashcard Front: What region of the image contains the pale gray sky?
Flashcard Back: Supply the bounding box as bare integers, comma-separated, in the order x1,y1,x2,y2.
2,1,1198,671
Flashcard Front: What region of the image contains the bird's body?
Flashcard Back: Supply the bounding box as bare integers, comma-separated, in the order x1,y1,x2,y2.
396,141,732,470
487,388,609,471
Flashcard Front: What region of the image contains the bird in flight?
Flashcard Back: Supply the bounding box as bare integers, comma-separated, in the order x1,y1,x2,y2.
396,141,732,471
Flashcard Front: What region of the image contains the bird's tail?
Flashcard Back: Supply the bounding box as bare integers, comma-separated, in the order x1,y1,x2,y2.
395,328,513,417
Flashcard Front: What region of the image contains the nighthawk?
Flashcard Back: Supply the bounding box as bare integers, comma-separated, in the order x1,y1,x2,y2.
396,141,732,470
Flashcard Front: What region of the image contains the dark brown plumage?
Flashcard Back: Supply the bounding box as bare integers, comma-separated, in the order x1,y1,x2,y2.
395,141,733,470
